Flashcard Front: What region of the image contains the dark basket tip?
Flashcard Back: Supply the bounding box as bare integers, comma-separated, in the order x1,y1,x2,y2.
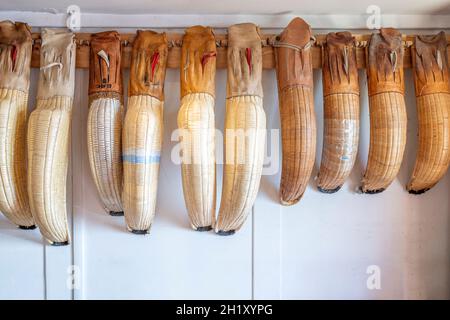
318,185,342,194
408,188,430,195
196,226,213,232
216,229,235,236
109,211,124,216
18,225,37,230
360,186,385,194
130,229,149,235
51,241,69,246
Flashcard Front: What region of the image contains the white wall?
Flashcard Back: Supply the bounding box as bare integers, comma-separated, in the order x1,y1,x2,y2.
0,22,449,299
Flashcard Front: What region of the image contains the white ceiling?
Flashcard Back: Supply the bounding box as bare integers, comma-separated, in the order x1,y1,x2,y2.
1,0,449,15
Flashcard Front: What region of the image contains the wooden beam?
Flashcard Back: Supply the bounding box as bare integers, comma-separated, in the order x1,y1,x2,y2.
30,32,450,70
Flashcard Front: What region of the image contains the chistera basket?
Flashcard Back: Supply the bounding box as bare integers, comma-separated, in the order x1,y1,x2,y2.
317,32,360,193
87,31,124,216
274,17,316,205
407,32,450,194
215,23,266,235
361,28,407,194
177,26,217,231
0,21,34,229
123,30,168,234
27,29,76,245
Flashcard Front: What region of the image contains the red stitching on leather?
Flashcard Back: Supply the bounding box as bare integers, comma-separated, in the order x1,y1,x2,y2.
11,45,17,71
245,48,252,75
201,51,216,72
150,51,160,81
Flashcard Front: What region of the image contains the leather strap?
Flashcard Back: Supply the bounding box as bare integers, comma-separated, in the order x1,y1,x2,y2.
89,31,122,96
180,25,216,98
129,30,168,100
413,31,450,96
0,21,32,92
322,31,359,96
367,28,404,96
275,17,313,91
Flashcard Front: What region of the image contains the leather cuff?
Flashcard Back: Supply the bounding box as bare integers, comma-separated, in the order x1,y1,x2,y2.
129,30,168,100
180,25,216,98
367,28,404,96
89,31,123,96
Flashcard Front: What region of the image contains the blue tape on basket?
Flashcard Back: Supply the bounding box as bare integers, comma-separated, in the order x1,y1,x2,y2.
122,154,161,164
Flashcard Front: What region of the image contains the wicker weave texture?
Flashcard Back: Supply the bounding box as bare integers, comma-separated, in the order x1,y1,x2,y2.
317,93,359,192
279,85,316,205
27,96,72,244
407,93,450,192
178,93,216,230
216,95,266,233
361,92,407,192
123,95,163,232
87,97,124,213
0,88,33,227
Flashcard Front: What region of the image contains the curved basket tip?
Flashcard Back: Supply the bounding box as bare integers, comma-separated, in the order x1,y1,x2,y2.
51,241,69,247
279,195,302,206
109,211,124,216
317,185,342,194
195,226,213,232
130,229,150,235
18,225,37,230
215,229,236,236
408,188,430,195
359,186,385,194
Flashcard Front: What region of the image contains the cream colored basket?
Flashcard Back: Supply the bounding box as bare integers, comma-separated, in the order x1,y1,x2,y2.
0,21,34,228
27,29,75,245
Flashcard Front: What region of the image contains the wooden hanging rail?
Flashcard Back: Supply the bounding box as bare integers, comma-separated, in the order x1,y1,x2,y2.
30,32,450,69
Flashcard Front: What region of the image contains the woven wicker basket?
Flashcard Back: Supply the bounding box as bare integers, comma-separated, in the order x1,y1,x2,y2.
87,31,124,215
275,17,316,204
0,21,34,228
27,29,75,245
123,30,168,233
407,32,450,194
178,26,217,231
317,32,360,193
215,23,266,235
361,28,407,194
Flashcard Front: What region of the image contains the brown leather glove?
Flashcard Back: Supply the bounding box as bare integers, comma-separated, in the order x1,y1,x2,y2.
367,28,404,96
129,30,168,100
89,31,122,99
226,23,263,98
180,25,216,98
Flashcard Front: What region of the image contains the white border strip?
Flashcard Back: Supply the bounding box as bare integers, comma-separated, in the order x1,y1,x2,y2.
0,11,450,29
